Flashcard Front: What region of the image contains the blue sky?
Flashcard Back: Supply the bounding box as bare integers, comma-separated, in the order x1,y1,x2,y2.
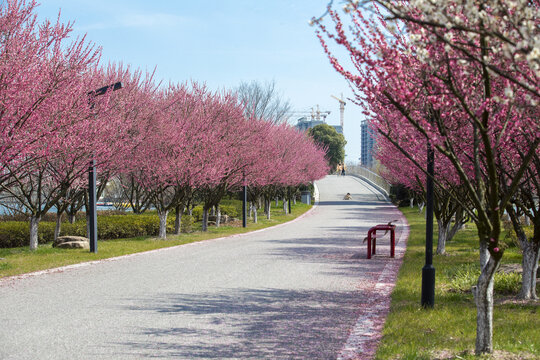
37,0,363,162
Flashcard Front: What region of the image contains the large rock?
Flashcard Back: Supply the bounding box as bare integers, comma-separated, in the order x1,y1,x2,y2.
53,236,89,249
56,241,89,249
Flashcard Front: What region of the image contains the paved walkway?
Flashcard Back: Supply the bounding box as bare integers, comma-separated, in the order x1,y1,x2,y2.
0,175,408,359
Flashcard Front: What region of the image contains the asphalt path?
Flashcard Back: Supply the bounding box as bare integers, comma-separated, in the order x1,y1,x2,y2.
0,175,408,359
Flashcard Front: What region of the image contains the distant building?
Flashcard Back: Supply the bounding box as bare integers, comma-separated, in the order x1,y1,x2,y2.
295,117,343,134
332,125,343,134
295,117,324,132
360,120,375,168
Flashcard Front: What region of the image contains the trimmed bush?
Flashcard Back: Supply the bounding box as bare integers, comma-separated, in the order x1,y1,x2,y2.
191,206,203,222
181,215,194,233
220,204,238,218
191,203,239,222
0,214,176,248
0,222,55,248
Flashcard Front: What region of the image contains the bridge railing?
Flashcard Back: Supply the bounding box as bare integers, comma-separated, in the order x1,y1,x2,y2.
347,165,391,196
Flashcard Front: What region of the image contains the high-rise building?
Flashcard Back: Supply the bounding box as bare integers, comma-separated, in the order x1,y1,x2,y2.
360,120,375,168
295,117,325,132
295,117,343,134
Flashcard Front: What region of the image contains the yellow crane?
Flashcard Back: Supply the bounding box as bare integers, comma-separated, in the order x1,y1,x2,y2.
331,94,346,134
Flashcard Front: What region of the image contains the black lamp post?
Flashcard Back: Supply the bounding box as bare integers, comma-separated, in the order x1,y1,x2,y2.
288,188,292,214
421,142,435,307
87,82,123,253
242,183,247,228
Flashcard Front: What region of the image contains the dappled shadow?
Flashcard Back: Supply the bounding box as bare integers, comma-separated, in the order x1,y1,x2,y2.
114,288,367,359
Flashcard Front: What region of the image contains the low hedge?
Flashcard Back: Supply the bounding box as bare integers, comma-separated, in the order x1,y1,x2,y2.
0,214,175,248
0,222,55,248
191,204,239,222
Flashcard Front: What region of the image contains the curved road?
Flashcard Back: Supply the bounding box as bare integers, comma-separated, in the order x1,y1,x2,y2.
0,175,408,359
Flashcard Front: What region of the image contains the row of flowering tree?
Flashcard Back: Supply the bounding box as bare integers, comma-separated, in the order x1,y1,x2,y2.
0,0,329,248
313,0,539,355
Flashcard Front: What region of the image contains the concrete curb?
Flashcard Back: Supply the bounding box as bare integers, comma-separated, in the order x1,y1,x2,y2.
0,189,321,286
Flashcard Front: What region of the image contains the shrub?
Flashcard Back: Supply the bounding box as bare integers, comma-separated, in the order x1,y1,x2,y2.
0,214,176,248
446,263,522,295
191,206,203,222
220,204,238,218
181,215,194,233
0,222,55,248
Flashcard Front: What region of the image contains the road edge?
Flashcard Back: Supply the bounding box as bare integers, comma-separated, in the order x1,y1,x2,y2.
0,183,321,285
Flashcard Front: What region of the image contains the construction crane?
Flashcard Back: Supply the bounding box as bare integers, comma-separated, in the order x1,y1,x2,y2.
288,105,331,122
331,94,346,134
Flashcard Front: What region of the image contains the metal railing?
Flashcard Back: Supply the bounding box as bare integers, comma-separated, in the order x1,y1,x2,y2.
347,165,391,195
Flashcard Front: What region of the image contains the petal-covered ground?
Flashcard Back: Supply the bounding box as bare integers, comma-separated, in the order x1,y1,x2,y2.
0,175,408,359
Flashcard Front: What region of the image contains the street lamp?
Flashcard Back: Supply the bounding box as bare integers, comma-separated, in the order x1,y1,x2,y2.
242,178,247,228
421,142,435,307
87,82,123,253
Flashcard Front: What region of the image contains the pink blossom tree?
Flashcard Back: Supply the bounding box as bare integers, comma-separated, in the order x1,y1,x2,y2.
0,0,119,249
376,134,469,254
314,1,539,354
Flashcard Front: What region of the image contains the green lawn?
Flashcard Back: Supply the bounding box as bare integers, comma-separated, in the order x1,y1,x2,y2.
0,202,311,278
375,207,539,360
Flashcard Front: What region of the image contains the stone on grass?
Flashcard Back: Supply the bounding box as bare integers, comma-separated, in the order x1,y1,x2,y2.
56,241,89,249
53,236,89,249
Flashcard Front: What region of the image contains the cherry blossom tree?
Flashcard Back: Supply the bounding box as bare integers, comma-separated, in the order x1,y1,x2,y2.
376,134,468,254
313,1,539,354
0,0,120,249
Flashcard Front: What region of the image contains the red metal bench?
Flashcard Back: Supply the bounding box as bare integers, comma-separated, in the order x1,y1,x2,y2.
366,224,396,259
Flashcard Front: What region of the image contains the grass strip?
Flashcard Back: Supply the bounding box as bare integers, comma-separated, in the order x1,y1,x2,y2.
0,202,311,279
375,207,539,360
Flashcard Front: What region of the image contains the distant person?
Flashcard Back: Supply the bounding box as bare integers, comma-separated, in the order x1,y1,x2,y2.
343,192,352,200
336,163,342,176
341,164,346,176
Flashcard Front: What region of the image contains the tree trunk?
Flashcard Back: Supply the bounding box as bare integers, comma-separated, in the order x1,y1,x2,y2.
410,198,414,208
418,201,425,213
480,241,490,269
54,212,62,241
174,204,182,235
447,220,464,242
252,202,258,223
473,255,500,355
275,197,279,207
202,207,209,232
266,199,271,220
519,240,540,299
216,206,221,227
249,203,253,219
436,218,449,255
283,197,288,214
293,197,296,205
68,213,76,224
158,210,168,239
29,215,41,250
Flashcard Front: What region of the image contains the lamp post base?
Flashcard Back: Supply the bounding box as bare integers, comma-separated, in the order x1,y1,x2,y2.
421,265,435,308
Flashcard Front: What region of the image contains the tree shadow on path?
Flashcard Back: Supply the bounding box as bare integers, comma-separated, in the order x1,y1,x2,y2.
114,287,370,359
